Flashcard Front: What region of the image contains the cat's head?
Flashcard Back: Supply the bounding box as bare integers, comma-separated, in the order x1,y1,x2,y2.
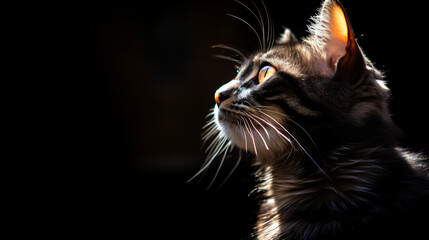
210,0,392,166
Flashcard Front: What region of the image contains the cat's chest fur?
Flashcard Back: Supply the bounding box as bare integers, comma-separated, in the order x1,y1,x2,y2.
256,147,429,240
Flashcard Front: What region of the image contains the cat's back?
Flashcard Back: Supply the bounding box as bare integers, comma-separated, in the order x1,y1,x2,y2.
352,150,429,240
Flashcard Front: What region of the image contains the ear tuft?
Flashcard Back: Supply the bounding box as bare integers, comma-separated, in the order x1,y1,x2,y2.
306,0,355,68
277,27,298,44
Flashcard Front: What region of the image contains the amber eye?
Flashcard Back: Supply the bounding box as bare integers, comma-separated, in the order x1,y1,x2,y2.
258,65,276,83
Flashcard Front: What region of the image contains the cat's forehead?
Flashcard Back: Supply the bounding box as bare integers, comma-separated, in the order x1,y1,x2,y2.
252,44,317,78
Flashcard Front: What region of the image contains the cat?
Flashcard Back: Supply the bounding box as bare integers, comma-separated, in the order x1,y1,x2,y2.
200,0,429,239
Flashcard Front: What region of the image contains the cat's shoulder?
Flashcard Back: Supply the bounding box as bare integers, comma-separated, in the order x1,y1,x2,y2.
398,147,429,177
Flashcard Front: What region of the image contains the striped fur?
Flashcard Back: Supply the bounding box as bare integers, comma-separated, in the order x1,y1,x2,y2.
204,0,429,239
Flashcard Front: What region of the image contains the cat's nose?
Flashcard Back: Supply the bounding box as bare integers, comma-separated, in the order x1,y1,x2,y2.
215,90,231,105
214,79,240,105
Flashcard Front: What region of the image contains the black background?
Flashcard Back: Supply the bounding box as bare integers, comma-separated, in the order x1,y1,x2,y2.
15,0,428,238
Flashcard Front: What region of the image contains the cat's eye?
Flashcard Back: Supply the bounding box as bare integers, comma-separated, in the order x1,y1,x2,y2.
258,65,276,83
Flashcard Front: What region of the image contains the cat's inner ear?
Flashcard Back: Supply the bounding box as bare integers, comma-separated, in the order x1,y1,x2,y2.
326,4,348,62
308,0,356,69
277,28,298,44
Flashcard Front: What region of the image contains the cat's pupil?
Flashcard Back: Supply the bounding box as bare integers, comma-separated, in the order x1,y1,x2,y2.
258,65,276,83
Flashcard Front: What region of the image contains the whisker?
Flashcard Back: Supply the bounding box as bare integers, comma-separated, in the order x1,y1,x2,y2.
207,142,232,190
260,0,275,50
256,110,332,181
227,13,263,50
248,114,270,150
287,118,322,156
214,54,243,65
202,125,218,140
253,106,323,158
254,106,288,117
188,137,228,183
202,130,220,152
241,116,258,156
241,123,248,152
239,103,291,144
234,0,266,50
216,150,242,191
212,44,246,59
204,131,222,154
270,16,275,49
251,112,291,144
202,119,217,137
243,109,270,139
249,0,266,50
202,119,215,132
205,108,215,116
279,147,294,168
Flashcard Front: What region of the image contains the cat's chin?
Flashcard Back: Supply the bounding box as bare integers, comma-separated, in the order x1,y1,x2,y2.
214,105,243,146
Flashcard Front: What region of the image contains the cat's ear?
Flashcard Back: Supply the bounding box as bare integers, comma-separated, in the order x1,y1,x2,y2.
307,0,364,74
277,27,298,44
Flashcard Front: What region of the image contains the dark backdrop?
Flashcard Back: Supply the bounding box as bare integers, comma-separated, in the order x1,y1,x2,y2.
24,0,428,238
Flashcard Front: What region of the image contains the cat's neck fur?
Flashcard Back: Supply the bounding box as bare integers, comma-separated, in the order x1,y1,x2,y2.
257,140,426,240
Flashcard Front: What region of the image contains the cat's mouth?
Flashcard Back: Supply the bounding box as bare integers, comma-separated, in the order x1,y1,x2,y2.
214,103,292,160
215,105,241,124
214,104,243,145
